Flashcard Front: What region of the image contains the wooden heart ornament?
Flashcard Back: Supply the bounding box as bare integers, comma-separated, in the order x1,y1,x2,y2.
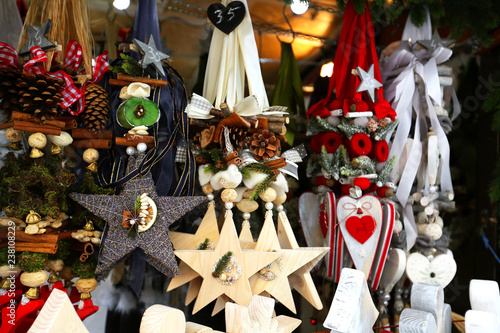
345,215,376,244
406,253,457,288
207,1,246,35
337,195,383,277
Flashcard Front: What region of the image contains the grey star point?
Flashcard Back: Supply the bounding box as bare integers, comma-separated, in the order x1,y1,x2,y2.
19,19,56,55
133,35,169,77
356,64,382,103
417,30,454,55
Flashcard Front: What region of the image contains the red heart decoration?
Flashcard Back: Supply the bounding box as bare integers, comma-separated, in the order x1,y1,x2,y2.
345,215,376,244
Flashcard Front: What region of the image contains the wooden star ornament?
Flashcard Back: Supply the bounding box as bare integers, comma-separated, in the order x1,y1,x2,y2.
250,212,327,313
167,201,219,305
175,211,281,314
19,19,56,55
70,153,206,279
277,211,329,311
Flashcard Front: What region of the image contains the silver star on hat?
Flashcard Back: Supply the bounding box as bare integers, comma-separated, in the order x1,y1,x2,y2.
356,64,382,102
133,35,169,77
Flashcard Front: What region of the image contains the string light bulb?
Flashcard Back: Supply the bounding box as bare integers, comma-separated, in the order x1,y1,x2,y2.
113,0,130,10
320,61,334,78
290,0,309,15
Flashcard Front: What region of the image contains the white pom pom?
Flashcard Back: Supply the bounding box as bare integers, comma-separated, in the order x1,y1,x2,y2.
137,142,147,152
243,171,268,189
198,164,214,186
353,116,369,127
327,115,340,126
270,173,288,197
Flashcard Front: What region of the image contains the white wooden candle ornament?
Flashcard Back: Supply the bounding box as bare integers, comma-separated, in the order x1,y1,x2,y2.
465,279,500,332
399,309,437,333
323,268,378,333
336,195,383,277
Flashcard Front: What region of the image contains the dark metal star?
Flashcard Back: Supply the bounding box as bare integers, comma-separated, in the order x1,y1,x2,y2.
19,19,56,55
133,35,169,77
417,30,454,55
70,153,206,279
356,64,383,103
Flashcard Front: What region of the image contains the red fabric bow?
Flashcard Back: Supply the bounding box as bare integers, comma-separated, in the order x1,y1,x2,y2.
0,42,18,68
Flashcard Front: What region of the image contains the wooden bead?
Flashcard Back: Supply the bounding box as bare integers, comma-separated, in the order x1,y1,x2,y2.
243,189,254,199
272,194,287,206
423,223,442,240
28,132,47,149
5,128,22,142
83,148,99,163
202,184,214,195
75,278,98,293
221,189,237,203
237,199,259,213
48,259,64,273
47,131,73,147
20,270,48,288
259,187,277,203
59,266,74,281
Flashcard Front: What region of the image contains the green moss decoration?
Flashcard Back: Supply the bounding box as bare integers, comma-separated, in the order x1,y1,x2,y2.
49,241,71,261
18,252,48,273
0,154,76,219
72,257,97,279
0,248,9,266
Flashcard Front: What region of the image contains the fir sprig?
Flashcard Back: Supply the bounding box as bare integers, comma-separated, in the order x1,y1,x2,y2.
197,238,211,250
306,158,321,178
241,163,277,200
374,120,399,141
338,123,369,138
352,156,377,174
338,145,351,166
110,53,144,77
213,251,233,277
316,116,340,133
250,174,278,200
377,156,397,186
320,146,337,177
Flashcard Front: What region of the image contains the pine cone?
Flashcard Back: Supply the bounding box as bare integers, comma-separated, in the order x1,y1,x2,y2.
18,73,64,118
250,129,281,160
378,117,389,128
367,118,379,132
51,63,78,82
0,67,22,114
220,127,248,151
81,84,109,133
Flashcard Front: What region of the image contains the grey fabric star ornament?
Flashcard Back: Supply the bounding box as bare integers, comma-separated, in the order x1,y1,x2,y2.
19,19,56,55
70,153,206,279
133,35,169,77
356,64,383,103
417,30,454,55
